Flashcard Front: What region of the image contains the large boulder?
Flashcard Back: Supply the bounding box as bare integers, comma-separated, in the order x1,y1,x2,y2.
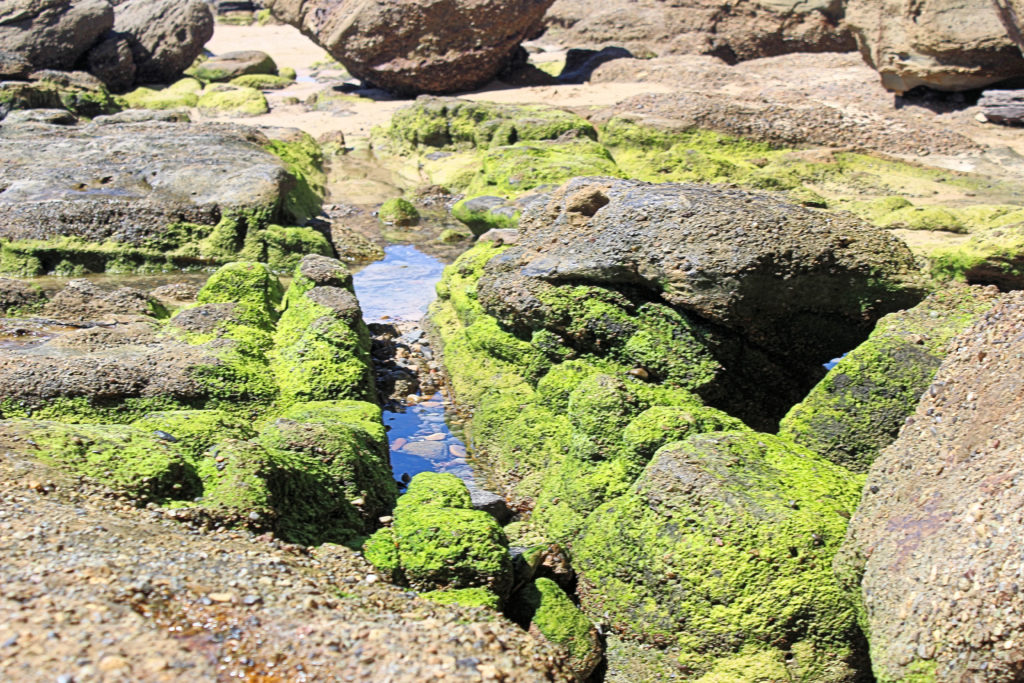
477,177,925,427
0,0,113,72
846,0,1024,92
264,0,554,95
544,0,855,63
0,120,315,275
573,431,865,679
835,291,1024,682
111,0,213,85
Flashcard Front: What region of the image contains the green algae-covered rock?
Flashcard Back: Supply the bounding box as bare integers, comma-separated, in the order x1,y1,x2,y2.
508,578,603,682
779,284,1000,471
465,139,619,198
378,197,419,226
197,261,284,329
363,473,513,597
929,222,1024,289
197,86,268,117
256,400,395,544
262,132,326,225
229,74,294,90
573,431,865,680
270,258,375,406
419,587,501,610
130,410,254,459
122,79,202,110
385,97,598,151
194,437,276,521
0,420,199,503
451,196,520,235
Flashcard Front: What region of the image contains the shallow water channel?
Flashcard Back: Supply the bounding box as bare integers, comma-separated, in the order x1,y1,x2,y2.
352,244,479,488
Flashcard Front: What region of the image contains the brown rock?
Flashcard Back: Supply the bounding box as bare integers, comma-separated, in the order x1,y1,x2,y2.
846,0,1024,92
835,290,1024,681
265,0,555,95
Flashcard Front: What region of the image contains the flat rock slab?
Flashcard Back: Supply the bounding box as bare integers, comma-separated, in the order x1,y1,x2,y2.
0,120,291,245
979,89,1024,125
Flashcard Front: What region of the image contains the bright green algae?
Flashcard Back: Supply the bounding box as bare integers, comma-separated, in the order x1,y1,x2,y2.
0,259,391,545
779,284,998,471
363,473,513,598
508,577,602,680
572,431,865,680
377,197,420,226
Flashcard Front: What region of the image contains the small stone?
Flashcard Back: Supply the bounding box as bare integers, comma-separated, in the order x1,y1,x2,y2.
98,655,129,673
207,592,237,603
365,574,378,584
423,433,446,441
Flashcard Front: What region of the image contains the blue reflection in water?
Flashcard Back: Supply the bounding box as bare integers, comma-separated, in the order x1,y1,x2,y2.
351,245,475,487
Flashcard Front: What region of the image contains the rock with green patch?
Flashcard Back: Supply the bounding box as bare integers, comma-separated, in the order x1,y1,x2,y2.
508,578,603,682
0,76,121,119
197,85,269,117
384,97,598,151
0,120,318,276
191,50,278,82
130,410,255,459
363,473,513,597
122,78,203,110
0,420,200,503
229,73,295,90
573,431,865,680
779,284,1000,471
929,222,1024,289
451,196,521,236
255,400,396,544
270,256,375,406
377,198,419,226
0,278,45,316
465,139,619,198
419,587,501,610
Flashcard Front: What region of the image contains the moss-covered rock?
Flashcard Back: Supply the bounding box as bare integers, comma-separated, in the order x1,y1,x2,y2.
508,578,603,681
779,284,1000,471
572,431,864,680
451,196,521,235
262,132,326,225
122,79,202,110
196,86,269,117
0,78,121,119
229,74,295,90
270,258,375,406
378,198,419,226
384,97,598,152
1,420,199,503
928,222,1024,289
196,261,284,329
363,473,513,597
255,400,395,544
464,138,619,198
130,410,255,459
419,587,501,610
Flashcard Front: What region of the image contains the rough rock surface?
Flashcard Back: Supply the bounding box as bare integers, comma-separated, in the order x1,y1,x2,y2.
0,277,44,314
0,0,114,72
846,0,1024,92
85,31,135,91
112,0,213,85
0,120,290,245
979,88,1024,124
835,291,1024,681
480,177,924,377
42,279,160,321
265,0,555,94
0,446,574,681
544,0,854,63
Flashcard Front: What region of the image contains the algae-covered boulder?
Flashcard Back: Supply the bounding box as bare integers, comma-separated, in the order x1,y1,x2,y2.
255,400,396,543
363,473,513,598
130,409,255,459
508,577,603,681
573,431,864,680
779,284,1000,471
0,419,199,503
197,261,284,329
271,256,375,406
384,97,598,151
377,197,419,226
196,85,269,117
835,291,1024,682
0,76,121,120
191,50,277,82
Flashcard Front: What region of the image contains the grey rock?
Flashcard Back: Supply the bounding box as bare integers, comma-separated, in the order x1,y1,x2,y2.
265,0,555,95
477,228,520,245
114,0,213,85
0,120,290,247
1,108,77,124
91,108,190,124
194,50,277,82
0,277,45,314
558,46,633,84
979,88,1024,125
470,489,513,524
0,50,31,80
0,0,114,72
296,253,353,289
86,32,135,92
